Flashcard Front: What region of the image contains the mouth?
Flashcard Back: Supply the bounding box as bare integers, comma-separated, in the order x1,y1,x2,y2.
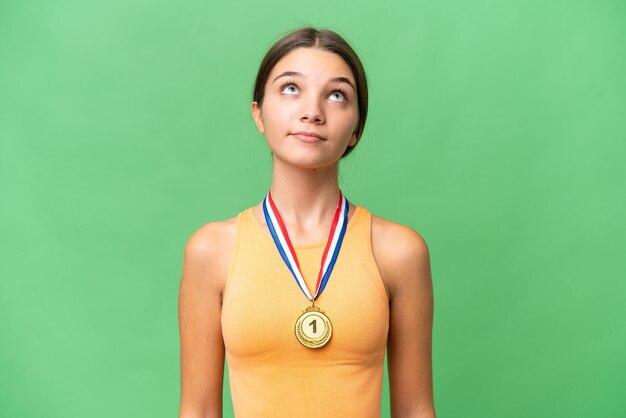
291,131,326,142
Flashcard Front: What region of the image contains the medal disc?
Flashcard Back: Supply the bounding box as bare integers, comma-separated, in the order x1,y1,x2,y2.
294,305,332,348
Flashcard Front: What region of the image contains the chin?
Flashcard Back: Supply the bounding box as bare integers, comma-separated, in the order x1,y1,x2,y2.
275,152,339,170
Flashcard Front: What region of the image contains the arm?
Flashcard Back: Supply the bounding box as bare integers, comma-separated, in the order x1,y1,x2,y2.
178,222,235,418
374,221,436,418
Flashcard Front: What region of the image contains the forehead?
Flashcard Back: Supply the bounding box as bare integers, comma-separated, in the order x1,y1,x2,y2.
268,47,355,83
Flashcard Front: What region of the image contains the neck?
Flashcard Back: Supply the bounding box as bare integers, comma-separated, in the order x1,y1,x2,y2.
268,158,342,228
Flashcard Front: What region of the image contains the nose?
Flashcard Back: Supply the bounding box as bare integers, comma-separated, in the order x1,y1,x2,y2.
300,95,325,124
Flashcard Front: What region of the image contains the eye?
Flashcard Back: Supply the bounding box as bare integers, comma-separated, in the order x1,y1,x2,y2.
279,80,299,95
329,89,348,103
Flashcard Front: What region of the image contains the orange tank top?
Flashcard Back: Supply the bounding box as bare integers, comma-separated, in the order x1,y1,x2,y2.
221,204,389,418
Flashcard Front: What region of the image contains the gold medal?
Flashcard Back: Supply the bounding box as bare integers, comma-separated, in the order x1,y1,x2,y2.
263,190,349,349
294,304,332,348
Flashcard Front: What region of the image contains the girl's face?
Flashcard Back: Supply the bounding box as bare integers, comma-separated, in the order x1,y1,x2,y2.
252,47,359,169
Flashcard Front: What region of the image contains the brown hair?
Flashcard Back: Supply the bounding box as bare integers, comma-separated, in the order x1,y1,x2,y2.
252,26,368,159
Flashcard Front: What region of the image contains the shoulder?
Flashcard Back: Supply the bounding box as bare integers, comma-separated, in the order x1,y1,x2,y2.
370,212,431,300
181,214,240,298
184,215,239,260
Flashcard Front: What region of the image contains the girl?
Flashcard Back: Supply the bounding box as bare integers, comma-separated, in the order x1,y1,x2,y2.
178,26,435,418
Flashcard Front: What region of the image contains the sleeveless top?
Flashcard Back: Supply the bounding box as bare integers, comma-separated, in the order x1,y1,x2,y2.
221,204,389,418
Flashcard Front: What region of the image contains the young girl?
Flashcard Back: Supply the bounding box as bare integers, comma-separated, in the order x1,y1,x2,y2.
178,26,435,418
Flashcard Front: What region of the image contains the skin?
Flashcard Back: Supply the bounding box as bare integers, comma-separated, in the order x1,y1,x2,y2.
178,47,435,418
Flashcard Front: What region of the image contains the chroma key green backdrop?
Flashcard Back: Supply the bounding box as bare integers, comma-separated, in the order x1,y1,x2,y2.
1,0,625,417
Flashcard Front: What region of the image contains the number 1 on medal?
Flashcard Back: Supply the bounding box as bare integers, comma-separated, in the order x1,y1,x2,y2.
295,307,332,348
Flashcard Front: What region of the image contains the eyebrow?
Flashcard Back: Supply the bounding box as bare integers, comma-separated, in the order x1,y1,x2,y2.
272,71,356,92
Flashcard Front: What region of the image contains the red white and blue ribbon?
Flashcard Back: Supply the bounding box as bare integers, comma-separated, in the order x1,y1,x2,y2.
263,190,350,301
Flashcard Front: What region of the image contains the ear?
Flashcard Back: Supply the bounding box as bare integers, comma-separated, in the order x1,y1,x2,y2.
251,101,265,134
348,130,358,147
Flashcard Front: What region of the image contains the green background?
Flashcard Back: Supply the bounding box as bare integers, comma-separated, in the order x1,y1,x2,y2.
1,0,625,416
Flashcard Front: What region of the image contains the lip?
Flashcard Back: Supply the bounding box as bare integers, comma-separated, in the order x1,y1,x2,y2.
291,131,325,142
